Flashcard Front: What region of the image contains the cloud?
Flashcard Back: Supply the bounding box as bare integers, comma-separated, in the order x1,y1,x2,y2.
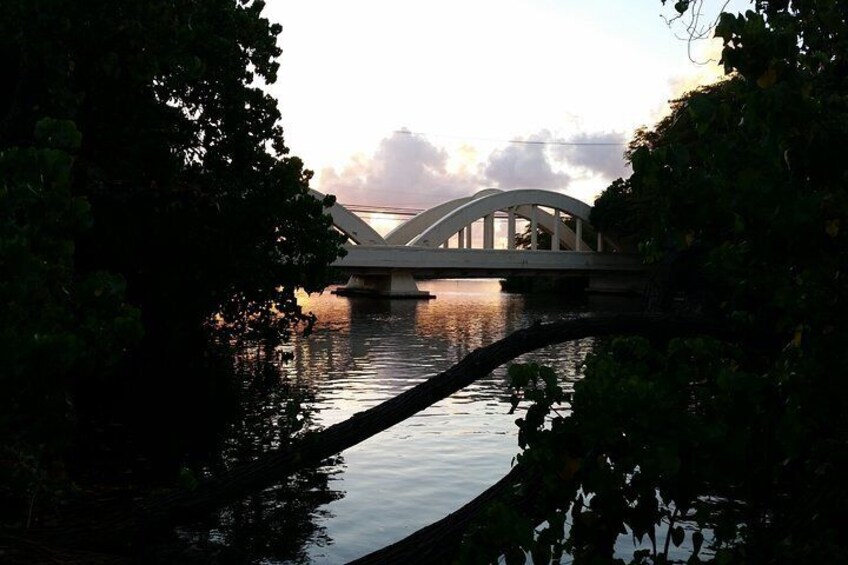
553,131,630,180
318,131,479,207
317,128,630,210
484,129,629,189
483,132,571,190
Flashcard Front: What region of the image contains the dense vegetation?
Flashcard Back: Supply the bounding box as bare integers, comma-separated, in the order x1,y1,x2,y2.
1,0,344,530
465,1,848,562
4,0,846,562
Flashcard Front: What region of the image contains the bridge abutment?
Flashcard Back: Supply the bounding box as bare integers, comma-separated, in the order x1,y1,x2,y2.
332,272,435,299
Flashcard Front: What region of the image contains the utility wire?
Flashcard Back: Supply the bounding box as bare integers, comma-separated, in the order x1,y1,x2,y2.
341,203,425,213
350,211,420,219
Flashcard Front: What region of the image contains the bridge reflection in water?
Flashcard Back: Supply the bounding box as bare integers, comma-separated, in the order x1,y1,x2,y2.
312,188,644,297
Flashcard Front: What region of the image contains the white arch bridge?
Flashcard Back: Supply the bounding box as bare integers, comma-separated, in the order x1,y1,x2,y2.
313,188,644,298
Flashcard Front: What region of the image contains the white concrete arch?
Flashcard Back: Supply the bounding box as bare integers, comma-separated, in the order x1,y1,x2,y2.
385,188,502,245
409,189,593,248
513,204,586,251
309,189,386,246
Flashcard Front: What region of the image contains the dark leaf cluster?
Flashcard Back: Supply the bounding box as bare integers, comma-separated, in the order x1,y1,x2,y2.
471,1,848,562
1,0,345,526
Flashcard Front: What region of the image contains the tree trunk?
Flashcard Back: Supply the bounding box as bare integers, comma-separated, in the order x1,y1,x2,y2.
27,314,733,551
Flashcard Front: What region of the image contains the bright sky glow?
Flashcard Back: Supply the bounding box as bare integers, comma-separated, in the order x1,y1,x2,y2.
265,0,750,209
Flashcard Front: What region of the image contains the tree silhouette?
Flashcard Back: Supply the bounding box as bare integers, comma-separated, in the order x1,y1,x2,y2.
471,2,848,562
1,0,345,530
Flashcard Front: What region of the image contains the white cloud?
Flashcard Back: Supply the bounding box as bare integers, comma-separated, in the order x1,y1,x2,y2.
553,131,630,181
483,132,571,190
317,128,632,210
483,129,629,191
318,131,479,208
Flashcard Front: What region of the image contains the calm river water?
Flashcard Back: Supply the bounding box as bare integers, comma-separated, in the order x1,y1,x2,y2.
194,279,637,564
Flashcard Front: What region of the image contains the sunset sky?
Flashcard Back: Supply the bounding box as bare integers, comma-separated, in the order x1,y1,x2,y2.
265,0,749,217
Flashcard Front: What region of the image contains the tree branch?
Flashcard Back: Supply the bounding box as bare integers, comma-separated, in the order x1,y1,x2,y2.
348,465,540,564
29,314,734,550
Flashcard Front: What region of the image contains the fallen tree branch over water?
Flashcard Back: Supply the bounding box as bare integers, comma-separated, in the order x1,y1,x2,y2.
27,314,733,551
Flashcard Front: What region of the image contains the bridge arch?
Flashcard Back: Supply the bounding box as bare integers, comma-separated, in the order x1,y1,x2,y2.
409,189,593,248
309,189,386,246
384,188,502,245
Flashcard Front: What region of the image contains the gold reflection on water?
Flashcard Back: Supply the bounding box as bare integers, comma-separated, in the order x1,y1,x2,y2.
256,285,598,562
414,279,523,353
291,280,525,396
295,287,351,331
296,279,522,353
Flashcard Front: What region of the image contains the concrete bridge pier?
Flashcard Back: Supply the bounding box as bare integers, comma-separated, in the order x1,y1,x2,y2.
332,272,434,299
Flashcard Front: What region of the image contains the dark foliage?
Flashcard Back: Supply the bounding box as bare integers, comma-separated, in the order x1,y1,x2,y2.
1,0,345,528
469,1,848,562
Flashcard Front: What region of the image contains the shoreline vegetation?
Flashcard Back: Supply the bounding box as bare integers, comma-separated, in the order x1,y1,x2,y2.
3,1,847,563
498,275,589,295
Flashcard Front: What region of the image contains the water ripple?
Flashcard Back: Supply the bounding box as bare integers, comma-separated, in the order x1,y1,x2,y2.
236,280,639,563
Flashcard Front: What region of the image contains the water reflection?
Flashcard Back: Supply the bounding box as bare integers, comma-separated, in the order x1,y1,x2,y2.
415,281,524,359
199,280,635,563
289,280,605,563
176,352,344,564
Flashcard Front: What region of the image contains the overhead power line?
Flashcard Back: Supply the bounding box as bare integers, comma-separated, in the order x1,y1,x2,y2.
349,210,418,219
340,202,424,213
393,129,627,147
340,204,425,217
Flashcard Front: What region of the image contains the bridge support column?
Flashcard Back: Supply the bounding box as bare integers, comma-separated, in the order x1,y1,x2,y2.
507,208,516,250
484,214,494,249
530,206,538,250
552,210,560,251
465,223,473,248
333,272,434,299
575,218,583,251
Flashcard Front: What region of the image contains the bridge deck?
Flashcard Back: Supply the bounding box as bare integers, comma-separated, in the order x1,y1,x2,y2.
332,245,643,278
